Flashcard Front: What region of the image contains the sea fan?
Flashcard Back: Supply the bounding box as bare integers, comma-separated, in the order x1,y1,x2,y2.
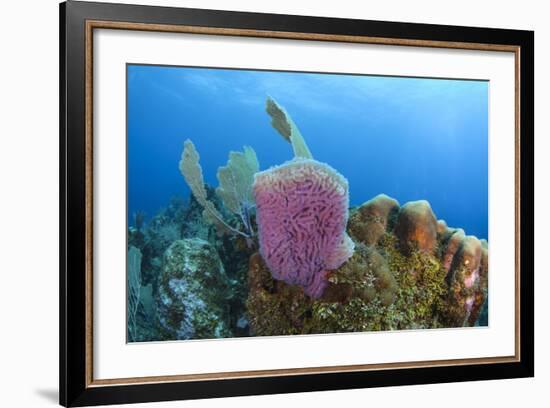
179,140,258,239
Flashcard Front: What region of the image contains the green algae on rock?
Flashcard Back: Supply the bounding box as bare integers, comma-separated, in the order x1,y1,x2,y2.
156,238,232,340
246,194,488,336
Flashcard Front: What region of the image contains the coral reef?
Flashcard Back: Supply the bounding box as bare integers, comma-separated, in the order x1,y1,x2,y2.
128,190,252,341
247,194,488,335
156,238,232,340
128,96,489,342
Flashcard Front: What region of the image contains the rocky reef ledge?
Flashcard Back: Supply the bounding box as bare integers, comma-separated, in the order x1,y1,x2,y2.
247,194,488,336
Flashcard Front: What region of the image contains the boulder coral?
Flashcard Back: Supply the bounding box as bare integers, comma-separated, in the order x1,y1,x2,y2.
471,239,489,326
441,228,466,272
348,194,400,246
393,200,438,254
445,235,487,326
246,194,488,335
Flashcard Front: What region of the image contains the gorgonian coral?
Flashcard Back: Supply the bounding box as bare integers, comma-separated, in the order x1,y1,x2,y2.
266,96,313,159
216,146,259,236
127,246,143,342
179,139,258,239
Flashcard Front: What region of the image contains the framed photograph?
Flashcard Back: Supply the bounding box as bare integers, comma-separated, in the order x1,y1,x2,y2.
60,1,534,406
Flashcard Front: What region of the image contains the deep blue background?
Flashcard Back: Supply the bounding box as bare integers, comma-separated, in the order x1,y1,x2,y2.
128,65,488,239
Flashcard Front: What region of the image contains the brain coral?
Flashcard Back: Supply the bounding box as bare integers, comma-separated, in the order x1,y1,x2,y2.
253,158,355,299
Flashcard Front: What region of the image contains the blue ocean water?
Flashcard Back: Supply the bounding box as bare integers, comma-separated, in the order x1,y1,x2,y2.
128,65,488,239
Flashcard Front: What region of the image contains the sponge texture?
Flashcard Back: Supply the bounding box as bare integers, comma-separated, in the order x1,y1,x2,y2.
253,158,354,298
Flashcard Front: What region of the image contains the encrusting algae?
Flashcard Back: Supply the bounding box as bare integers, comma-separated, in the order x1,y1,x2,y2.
246,193,488,335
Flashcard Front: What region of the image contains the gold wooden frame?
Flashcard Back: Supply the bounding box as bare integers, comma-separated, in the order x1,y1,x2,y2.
84,20,522,388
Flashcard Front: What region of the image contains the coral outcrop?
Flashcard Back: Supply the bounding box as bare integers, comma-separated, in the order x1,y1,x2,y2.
348,194,400,246
394,200,438,254
445,235,488,326
156,238,232,340
246,194,488,335
441,228,465,272
128,191,253,341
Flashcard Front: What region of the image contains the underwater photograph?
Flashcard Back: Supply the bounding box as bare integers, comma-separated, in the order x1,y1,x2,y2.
126,64,489,343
